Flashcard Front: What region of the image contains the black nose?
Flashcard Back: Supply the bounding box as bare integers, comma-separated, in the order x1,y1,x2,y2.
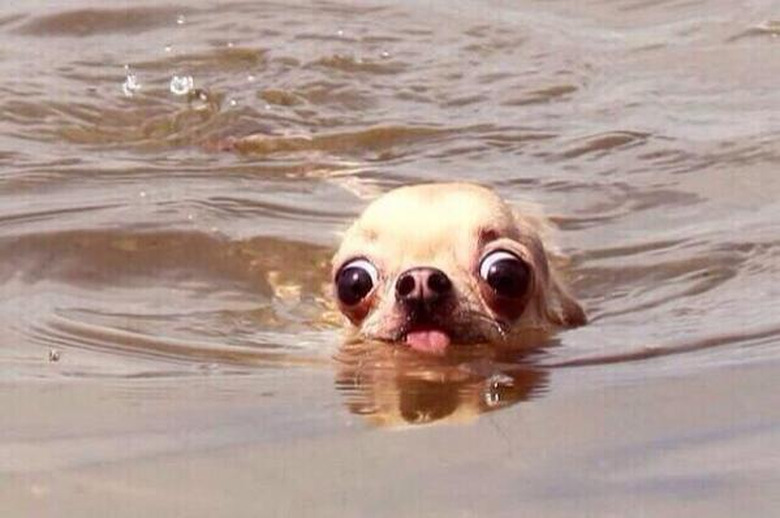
395,267,453,305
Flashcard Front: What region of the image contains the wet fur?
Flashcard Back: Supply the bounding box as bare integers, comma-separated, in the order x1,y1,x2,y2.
332,183,585,347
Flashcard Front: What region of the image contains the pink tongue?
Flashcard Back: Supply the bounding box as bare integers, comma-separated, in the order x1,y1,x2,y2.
405,329,451,355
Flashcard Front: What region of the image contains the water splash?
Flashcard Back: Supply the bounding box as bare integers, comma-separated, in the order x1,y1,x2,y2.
121,66,141,97
169,75,194,96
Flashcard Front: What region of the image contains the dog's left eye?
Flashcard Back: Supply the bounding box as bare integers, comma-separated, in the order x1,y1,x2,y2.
335,259,379,306
479,250,530,299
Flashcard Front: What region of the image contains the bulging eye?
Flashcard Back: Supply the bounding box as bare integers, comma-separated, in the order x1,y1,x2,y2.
479,250,530,299
335,258,379,306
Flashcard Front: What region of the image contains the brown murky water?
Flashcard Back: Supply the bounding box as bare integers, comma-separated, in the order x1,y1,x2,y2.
2,0,780,516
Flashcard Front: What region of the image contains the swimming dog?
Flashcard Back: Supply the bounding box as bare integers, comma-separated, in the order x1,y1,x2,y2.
332,183,585,354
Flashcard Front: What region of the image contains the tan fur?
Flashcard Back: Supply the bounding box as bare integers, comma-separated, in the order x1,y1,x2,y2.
332,182,585,347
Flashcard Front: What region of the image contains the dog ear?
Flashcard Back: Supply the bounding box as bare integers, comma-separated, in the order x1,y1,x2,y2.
542,268,587,327
512,207,586,329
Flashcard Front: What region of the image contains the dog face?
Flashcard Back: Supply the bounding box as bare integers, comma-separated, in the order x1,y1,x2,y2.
332,183,585,354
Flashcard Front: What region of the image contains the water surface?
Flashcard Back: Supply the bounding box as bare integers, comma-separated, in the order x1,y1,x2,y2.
1,0,779,516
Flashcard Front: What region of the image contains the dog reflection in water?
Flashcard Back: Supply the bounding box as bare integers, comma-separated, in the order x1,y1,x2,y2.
335,339,548,427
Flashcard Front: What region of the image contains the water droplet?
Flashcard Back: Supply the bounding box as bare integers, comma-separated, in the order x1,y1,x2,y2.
186,88,213,111
488,373,515,388
484,392,498,407
189,88,209,103
380,50,390,59
169,75,194,96
48,349,60,362
121,72,141,97
483,373,515,407
176,14,186,25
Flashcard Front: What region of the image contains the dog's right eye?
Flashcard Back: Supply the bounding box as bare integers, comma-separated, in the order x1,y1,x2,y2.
335,259,379,306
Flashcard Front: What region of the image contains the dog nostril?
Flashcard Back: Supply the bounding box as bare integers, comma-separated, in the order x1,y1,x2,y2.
427,271,452,295
396,273,417,298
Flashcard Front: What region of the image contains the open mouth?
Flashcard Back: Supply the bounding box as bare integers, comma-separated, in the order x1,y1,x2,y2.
403,325,451,355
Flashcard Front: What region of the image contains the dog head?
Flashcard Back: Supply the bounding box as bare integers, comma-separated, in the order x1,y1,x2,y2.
332,183,585,354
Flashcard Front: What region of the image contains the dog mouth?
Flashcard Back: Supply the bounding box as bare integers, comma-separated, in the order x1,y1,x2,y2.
383,305,499,354
403,325,451,355
392,305,454,355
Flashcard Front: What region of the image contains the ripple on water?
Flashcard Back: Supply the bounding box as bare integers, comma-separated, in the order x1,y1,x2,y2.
134,47,269,73
0,0,778,413
502,84,579,106
30,314,331,370
560,131,651,159
230,124,454,157
0,230,337,376
310,54,408,75
12,7,187,37
727,20,780,42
